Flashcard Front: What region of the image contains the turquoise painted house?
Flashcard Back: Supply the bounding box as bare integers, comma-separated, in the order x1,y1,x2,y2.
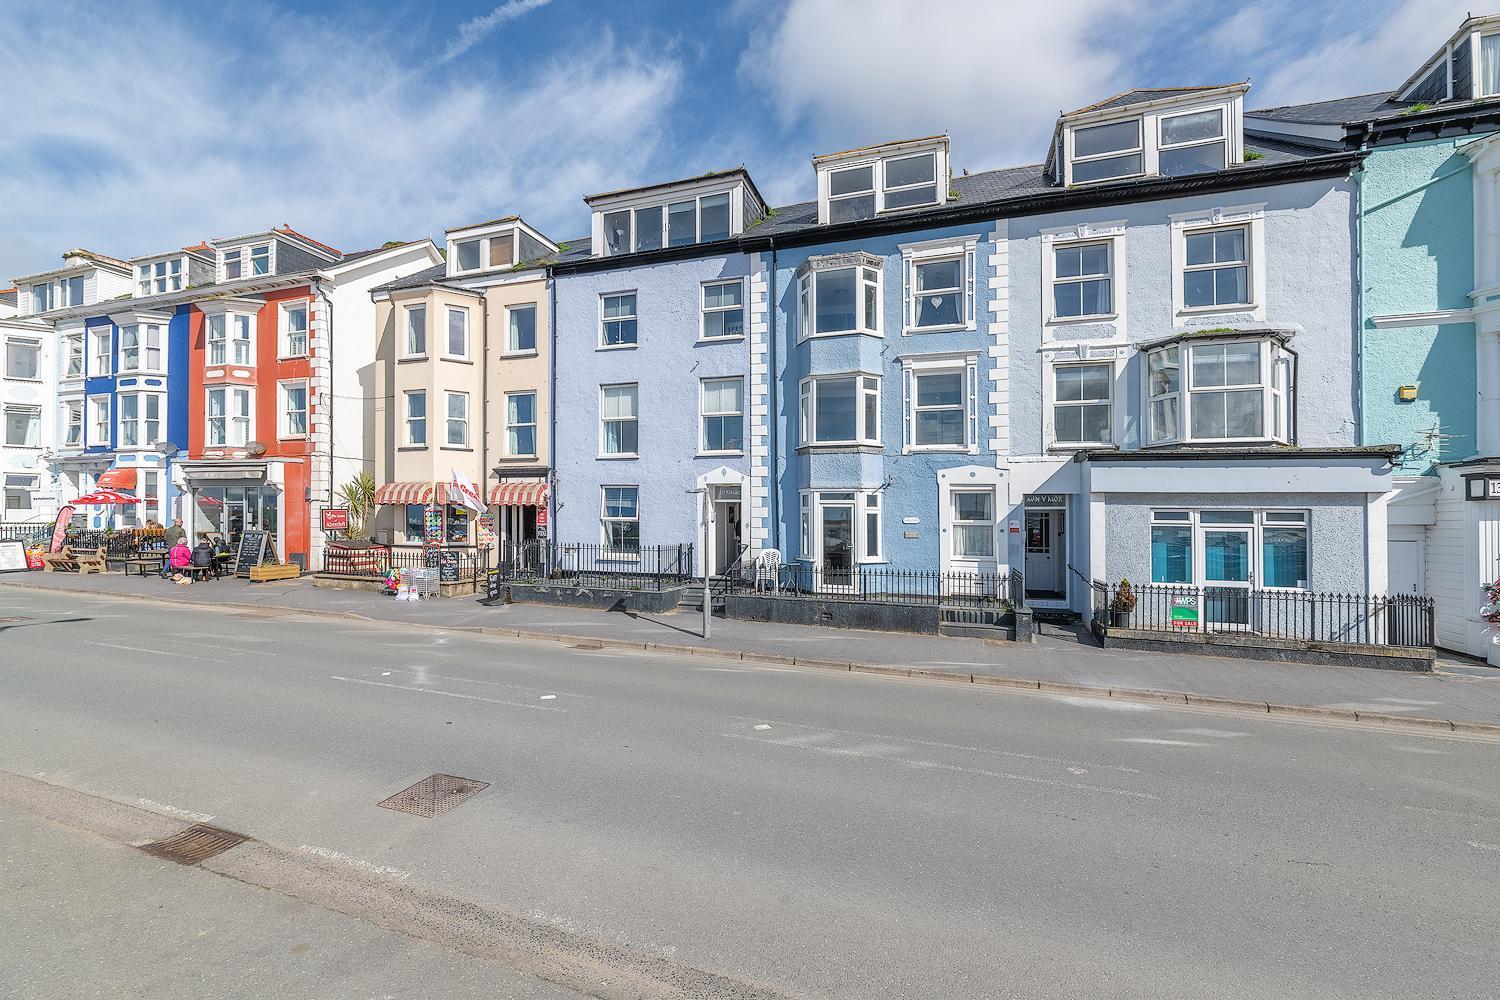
1251,13,1500,659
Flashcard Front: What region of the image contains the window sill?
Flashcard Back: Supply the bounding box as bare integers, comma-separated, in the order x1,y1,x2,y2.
1047,443,1113,453
903,323,974,336
904,445,977,455
439,356,474,365
1176,303,1258,316
597,453,639,461
2,376,43,384
397,355,428,364
798,330,882,343
500,454,539,462
1141,438,1283,448
1046,313,1118,326
796,443,883,455
278,354,310,363
277,435,309,442
597,343,639,352
440,445,473,451
697,450,746,459
501,350,539,359
397,445,428,452
697,335,746,345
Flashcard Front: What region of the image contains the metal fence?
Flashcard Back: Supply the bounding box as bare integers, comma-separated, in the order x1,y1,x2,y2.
490,541,695,591
725,561,1020,609
0,521,51,543
321,544,489,589
1091,580,1435,648
62,528,170,558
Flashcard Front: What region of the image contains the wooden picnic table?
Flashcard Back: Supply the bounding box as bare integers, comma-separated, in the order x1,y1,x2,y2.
121,554,166,577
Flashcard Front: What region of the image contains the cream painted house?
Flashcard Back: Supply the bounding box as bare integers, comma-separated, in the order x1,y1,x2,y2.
369,217,564,550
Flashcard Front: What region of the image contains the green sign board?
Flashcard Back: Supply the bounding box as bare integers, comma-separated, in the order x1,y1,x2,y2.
1170,595,1200,629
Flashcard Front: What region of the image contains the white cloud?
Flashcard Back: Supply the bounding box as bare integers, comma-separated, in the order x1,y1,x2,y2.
740,0,1161,184
441,0,555,64
1250,0,1470,106
0,6,680,279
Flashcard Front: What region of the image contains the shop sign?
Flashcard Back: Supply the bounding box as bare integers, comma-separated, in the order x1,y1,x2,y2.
321,508,350,533
1023,493,1068,507
536,506,549,527
1170,595,1200,629
1463,474,1500,501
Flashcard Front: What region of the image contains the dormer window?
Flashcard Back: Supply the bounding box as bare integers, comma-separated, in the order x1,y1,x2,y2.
1071,121,1143,183
137,259,183,296
600,192,735,256
222,243,271,281
1160,110,1226,175
1056,87,1245,187
815,139,948,224
456,239,481,271
444,222,550,276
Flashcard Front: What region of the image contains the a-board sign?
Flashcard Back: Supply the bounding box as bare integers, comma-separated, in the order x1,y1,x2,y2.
0,540,28,574
234,530,274,577
424,546,460,583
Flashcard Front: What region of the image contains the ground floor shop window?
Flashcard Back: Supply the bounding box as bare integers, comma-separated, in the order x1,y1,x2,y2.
196,486,279,547
1149,508,1309,590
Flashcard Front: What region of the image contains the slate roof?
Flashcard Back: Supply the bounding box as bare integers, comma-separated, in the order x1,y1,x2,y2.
1069,86,1243,116
336,242,423,265
1247,91,1405,125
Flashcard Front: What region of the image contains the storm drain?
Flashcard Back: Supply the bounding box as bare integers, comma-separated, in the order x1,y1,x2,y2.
377,774,489,818
138,824,249,865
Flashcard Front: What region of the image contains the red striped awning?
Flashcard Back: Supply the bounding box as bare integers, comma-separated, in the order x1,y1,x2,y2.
373,482,451,505
489,481,548,507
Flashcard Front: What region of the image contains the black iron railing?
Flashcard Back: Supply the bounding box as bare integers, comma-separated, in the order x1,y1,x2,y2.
490,541,695,591
724,561,1016,609
60,527,170,558
321,544,489,584
1092,580,1435,648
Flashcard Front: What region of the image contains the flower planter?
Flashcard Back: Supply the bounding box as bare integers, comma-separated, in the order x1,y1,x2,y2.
1110,610,1132,629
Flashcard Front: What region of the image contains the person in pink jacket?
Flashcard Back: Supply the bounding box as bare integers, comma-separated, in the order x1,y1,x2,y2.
168,541,192,570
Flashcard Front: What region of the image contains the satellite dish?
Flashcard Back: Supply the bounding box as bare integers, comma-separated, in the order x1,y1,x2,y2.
155,440,180,458
245,441,267,457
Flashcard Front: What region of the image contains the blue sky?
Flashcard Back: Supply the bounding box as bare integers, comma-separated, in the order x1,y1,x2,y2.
0,0,1477,280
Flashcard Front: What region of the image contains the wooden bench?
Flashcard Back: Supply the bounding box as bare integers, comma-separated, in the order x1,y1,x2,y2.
40,547,78,573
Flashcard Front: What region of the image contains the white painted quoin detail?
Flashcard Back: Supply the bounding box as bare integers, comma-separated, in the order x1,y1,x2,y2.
746,254,771,558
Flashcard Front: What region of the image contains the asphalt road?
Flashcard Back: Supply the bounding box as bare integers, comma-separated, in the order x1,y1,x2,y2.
1,585,1497,999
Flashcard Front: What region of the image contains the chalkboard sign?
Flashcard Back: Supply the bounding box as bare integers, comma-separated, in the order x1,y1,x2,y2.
0,540,28,574
234,530,276,577
424,546,460,583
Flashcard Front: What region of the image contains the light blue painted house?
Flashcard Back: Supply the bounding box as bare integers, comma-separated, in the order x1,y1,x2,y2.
1251,13,1500,658
549,170,765,575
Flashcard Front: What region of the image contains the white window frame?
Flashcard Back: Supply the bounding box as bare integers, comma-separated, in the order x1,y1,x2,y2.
207,314,227,366
279,379,309,439
61,398,83,449
63,332,85,380
900,237,977,334
403,389,427,447
600,191,738,256
599,383,640,458
799,373,881,448
1169,207,1266,319
229,313,254,366
249,243,271,277
118,325,140,372
816,143,948,224
89,326,111,376
1047,360,1115,449
3,404,40,448
139,258,183,296
31,282,55,314
797,487,886,565
1157,108,1228,176
402,304,427,358
1048,241,1114,322
1148,508,1311,592
88,394,110,446
699,279,746,341
205,386,252,448
454,238,482,272
796,255,883,342
62,275,85,307
4,336,41,381
117,391,164,450
504,391,537,458
699,376,745,456
222,248,243,281
3,474,38,513
444,390,469,448
443,307,470,361
1069,118,1144,184
600,485,641,551
1144,337,1293,446
505,303,538,355
116,322,163,374
902,355,978,454
880,151,941,211
949,489,997,560
280,302,309,359
599,291,638,349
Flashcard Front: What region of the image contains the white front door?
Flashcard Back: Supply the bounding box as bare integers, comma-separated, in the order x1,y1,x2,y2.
1388,539,1423,595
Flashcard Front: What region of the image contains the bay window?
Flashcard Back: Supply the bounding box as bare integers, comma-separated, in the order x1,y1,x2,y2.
118,392,163,449
115,320,163,372
797,256,881,340
1051,362,1113,446
119,326,140,371
1147,338,1292,445
800,374,880,447
798,488,884,573
207,315,226,365
404,305,427,357
206,387,251,448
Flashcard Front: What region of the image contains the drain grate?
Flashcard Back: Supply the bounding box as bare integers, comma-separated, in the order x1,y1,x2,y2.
377,774,489,818
138,824,248,865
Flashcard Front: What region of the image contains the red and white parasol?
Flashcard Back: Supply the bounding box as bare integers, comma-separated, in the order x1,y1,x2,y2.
71,489,140,505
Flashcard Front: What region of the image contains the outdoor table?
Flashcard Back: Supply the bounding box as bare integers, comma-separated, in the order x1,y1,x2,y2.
122,554,165,577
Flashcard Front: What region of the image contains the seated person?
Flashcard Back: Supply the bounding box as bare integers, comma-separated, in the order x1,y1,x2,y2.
191,535,215,575
168,540,192,581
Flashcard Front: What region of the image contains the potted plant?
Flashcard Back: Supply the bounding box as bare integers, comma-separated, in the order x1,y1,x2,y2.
1110,578,1137,628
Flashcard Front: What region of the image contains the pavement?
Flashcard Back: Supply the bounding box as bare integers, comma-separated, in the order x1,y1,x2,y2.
1,584,1497,998
5,569,1500,733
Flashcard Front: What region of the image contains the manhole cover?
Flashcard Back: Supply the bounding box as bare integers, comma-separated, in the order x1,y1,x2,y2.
139,824,248,865
377,774,489,818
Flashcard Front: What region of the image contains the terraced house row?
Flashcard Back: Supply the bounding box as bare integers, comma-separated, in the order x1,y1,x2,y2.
6,12,1500,657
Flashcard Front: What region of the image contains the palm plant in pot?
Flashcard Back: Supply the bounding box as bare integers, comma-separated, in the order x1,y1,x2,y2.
1110,578,1136,628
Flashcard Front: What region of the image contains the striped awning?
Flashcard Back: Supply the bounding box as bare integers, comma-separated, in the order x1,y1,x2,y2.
489,481,548,507
373,482,451,506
